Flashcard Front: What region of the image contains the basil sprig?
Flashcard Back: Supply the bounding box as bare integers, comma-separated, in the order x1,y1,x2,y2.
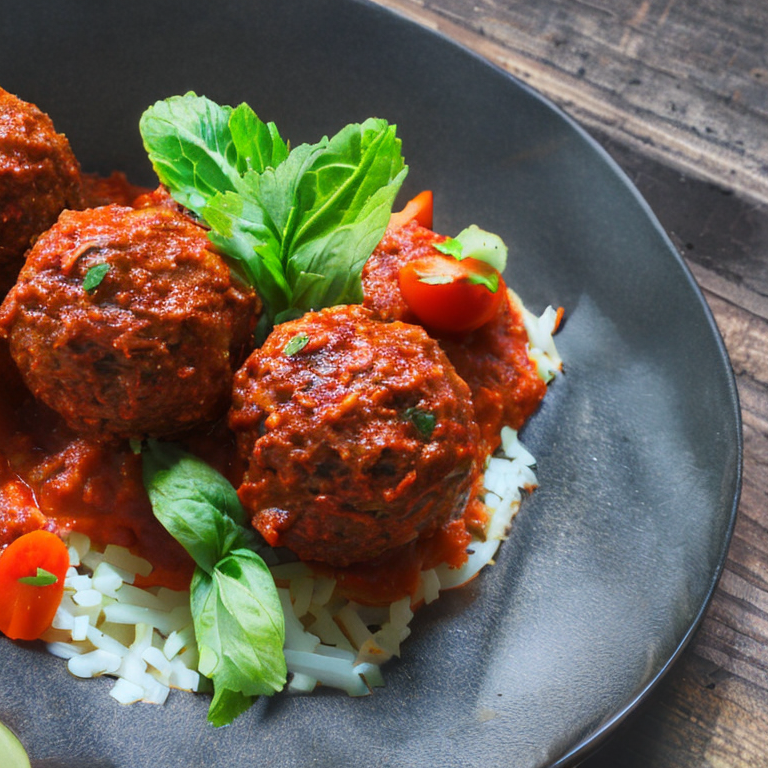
140,93,407,333
142,440,286,726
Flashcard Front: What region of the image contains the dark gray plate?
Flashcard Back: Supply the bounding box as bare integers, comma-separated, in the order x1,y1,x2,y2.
0,1,741,766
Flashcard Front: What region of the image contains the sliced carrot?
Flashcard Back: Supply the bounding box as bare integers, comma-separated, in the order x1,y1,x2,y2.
0,530,69,641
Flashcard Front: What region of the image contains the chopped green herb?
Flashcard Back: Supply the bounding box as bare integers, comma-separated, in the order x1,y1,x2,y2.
18,567,58,587
405,407,437,439
284,333,310,356
467,270,500,293
435,237,463,259
82,263,110,293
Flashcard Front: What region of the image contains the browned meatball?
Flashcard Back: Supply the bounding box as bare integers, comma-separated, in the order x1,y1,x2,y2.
0,88,83,295
0,204,259,440
229,304,481,566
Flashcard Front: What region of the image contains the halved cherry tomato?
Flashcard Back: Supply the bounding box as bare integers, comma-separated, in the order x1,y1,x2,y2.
398,254,505,333
0,530,69,641
389,190,433,230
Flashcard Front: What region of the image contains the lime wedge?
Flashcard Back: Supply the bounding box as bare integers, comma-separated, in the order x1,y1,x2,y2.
0,721,31,768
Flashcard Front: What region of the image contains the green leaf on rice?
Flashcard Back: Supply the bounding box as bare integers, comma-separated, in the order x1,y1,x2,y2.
142,440,286,726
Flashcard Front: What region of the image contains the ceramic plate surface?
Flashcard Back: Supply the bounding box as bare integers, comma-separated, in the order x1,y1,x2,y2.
0,1,741,766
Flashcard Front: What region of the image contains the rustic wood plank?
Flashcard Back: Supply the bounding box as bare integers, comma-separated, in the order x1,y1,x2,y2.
586,650,768,767
370,0,768,205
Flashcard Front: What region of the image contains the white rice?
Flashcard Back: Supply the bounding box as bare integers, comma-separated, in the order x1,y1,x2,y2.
41,302,562,705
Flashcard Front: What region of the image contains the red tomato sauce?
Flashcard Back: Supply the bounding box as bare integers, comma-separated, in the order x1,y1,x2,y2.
0,338,483,602
309,494,489,606
0,341,196,589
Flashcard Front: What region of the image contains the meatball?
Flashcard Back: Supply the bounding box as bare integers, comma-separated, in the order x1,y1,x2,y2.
363,220,547,451
0,88,83,295
0,203,259,440
229,304,481,567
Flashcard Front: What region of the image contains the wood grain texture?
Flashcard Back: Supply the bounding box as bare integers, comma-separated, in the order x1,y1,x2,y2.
368,2,768,765
370,0,768,205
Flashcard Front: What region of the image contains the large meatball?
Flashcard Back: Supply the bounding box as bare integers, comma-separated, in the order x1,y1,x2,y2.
0,88,83,295
229,304,481,566
0,203,258,440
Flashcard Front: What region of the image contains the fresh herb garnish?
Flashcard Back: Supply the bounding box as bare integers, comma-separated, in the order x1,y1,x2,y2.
142,440,286,726
434,238,463,260
283,333,309,356
405,407,437,439
435,225,507,273
140,93,408,333
17,567,58,587
82,263,110,293
467,271,500,293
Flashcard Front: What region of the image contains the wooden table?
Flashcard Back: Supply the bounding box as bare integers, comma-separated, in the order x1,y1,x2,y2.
371,1,768,765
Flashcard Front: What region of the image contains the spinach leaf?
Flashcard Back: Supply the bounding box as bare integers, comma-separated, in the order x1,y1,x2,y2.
142,441,286,725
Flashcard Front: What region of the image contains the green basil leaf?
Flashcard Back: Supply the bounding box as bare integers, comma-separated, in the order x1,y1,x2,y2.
228,102,288,176
289,119,406,249
142,441,287,726
140,93,240,216
142,94,407,330
405,407,437,439
207,687,255,729
192,550,287,721
18,567,58,587
82,263,110,293
142,440,255,574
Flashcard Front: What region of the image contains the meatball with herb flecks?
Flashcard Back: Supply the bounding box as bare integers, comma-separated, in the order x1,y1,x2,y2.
229,304,481,566
0,88,84,295
0,203,259,441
